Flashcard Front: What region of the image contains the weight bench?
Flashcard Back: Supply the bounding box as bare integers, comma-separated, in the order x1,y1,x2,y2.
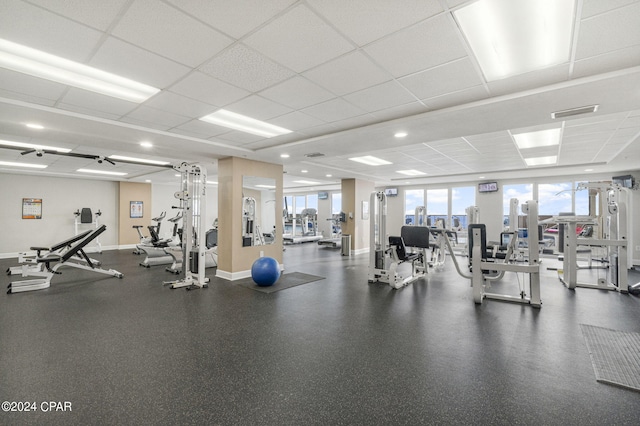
6,229,98,276
8,225,124,294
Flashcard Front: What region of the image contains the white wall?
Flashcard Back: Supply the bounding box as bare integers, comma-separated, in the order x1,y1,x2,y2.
0,173,220,257
152,182,219,240
0,173,118,256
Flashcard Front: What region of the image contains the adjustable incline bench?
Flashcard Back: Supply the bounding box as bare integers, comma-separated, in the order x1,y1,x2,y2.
8,225,124,294
6,229,95,277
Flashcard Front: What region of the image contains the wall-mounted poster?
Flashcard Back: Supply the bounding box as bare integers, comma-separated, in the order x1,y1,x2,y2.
130,201,143,218
22,198,42,219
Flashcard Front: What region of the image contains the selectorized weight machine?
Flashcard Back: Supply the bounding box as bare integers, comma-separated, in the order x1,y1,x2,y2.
163,162,209,290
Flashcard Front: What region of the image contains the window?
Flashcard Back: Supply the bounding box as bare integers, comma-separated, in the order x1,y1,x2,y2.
503,184,532,228
307,194,318,211
331,193,342,215
427,189,448,227
294,195,305,214
575,183,589,215
451,186,475,230
284,196,293,216
405,189,424,225
538,182,573,215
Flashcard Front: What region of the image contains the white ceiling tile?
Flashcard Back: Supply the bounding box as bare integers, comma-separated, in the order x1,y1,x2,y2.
60,88,139,116
0,69,67,102
27,0,129,31
269,111,325,131
422,85,488,111
0,0,103,62
171,119,230,138
343,81,417,113
168,72,250,107
90,37,190,89
327,114,380,133
167,0,296,39
302,51,391,96
400,58,483,100
307,0,443,46
215,131,265,144
224,95,292,121
243,4,354,73
363,14,467,78
199,44,295,92
56,103,123,121
112,0,233,67
144,92,215,118
581,0,639,19
123,105,191,128
259,77,335,110
301,98,367,122
575,2,640,60
620,114,640,128
572,45,640,79
445,0,472,8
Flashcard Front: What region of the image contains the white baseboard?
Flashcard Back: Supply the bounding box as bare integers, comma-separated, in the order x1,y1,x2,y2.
352,247,370,256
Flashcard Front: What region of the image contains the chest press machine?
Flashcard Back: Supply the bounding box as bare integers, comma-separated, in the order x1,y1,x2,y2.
7,225,124,294
439,200,542,308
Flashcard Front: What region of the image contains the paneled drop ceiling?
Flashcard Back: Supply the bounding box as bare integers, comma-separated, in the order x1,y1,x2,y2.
0,0,639,191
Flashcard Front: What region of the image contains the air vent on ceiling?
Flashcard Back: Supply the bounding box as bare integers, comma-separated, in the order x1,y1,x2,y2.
551,105,599,119
304,152,325,158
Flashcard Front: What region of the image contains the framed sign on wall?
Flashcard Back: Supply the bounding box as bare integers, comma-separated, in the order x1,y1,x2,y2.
22,198,43,219
130,201,143,218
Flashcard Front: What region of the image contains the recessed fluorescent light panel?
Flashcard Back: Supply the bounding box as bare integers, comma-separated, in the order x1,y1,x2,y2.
348,156,392,166
0,139,71,153
454,0,576,81
512,128,561,149
0,160,47,169
206,181,218,185
140,141,153,148
200,109,292,138
524,156,557,166
394,132,408,138
77,168,128,176
108,155,170,166
255,184,276,189
397,170,427,176
294,180,321,185
26,123,44,129
0,38,160,102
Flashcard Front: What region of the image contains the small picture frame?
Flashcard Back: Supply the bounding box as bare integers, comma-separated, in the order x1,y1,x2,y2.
130,201,143,218
362,200,369,220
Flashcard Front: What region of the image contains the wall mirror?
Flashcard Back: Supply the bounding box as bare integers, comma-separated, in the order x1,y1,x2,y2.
242,176,276,246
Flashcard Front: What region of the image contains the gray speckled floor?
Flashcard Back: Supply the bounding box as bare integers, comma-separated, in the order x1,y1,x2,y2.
1,244,640,425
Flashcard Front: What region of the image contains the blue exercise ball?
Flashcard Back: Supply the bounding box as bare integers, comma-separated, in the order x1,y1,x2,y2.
251,257,280,287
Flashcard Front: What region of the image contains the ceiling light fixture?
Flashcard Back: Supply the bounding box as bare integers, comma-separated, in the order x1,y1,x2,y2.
294,180,321,185
206,181,218,185
584,168,593,172
301,169,308,173
255,184,276,189
200,109,292,138
140,141,153,148
77,168,128,176
280,154,290,158
0,38,160,102
348,156,392,166
394,132,408,138
145,179,151,183
551,105,599,119
454,0,576,81
25,123,44,130
0,139,71,153
397,169,427,176
108,155,170,166
0,160,47,169
512,128,561,149
524,155,557,167
326,174,332,178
